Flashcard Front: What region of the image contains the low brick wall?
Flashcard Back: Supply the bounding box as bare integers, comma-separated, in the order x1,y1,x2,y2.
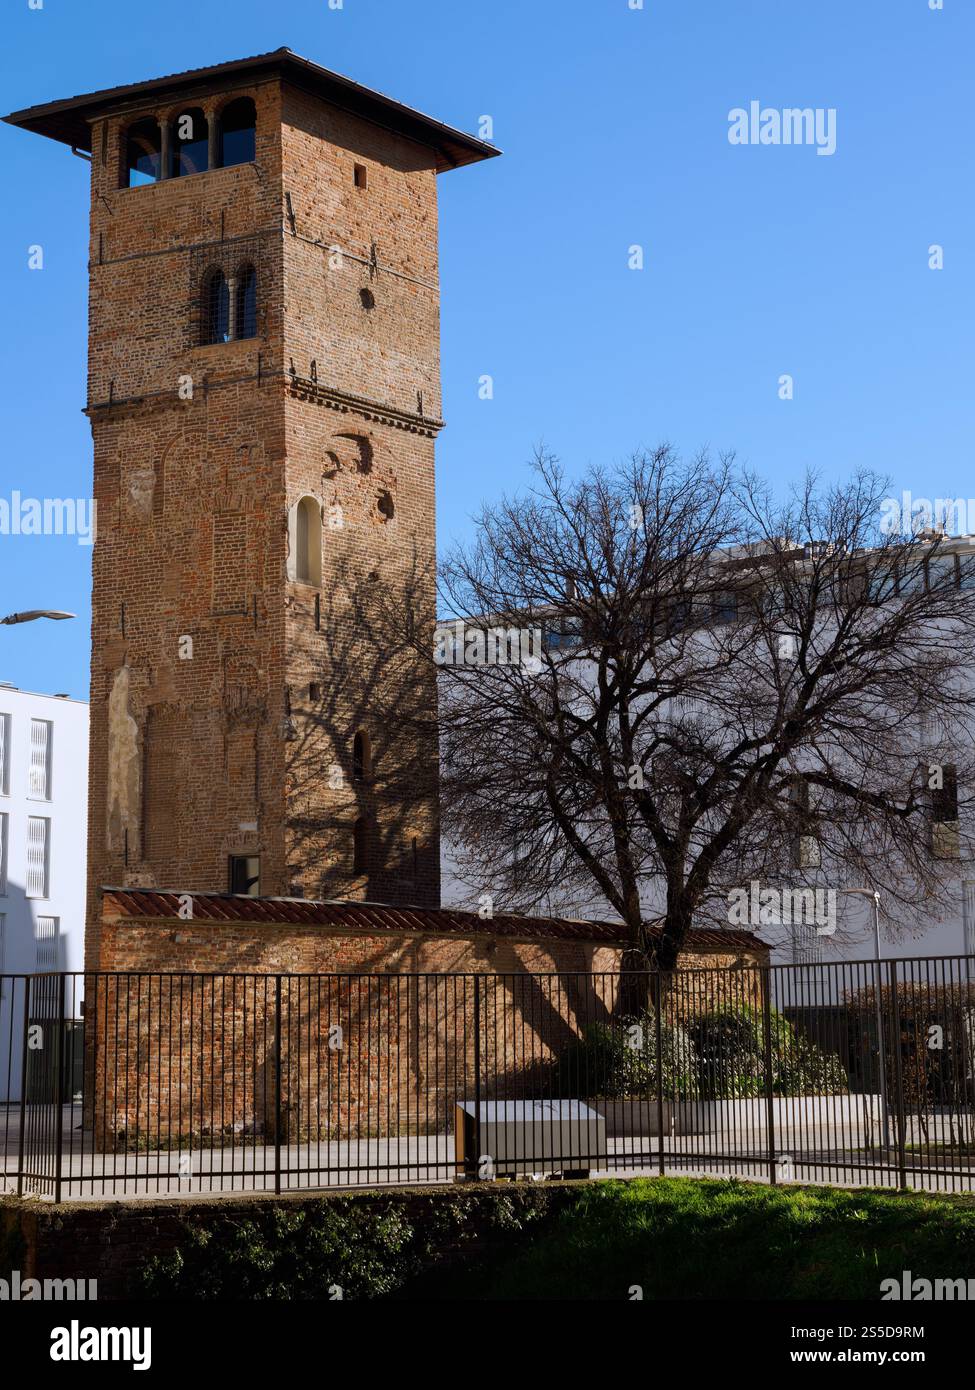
84,921,766,1149
0,1182,588,1300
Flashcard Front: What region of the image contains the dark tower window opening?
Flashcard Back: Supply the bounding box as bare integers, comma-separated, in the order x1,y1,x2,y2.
353,730,371,783
359,287,375,311
202,269,231,344
229,855,260,896
219,97,257,167
354,163,368,189
124,118,161,187
172,108,209,177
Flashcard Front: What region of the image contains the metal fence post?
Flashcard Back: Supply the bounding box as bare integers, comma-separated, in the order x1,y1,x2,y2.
761,966,777,1185
273,975,282,1196
888,959,909,1191
472,974,482,1179
55,974,66,1203
16,977,30,1197
654,971,665,1176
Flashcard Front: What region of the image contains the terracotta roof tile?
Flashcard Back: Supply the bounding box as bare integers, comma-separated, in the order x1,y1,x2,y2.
100,888,765,952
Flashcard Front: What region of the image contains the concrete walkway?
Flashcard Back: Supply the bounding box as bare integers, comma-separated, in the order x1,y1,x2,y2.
3,1122,973,1202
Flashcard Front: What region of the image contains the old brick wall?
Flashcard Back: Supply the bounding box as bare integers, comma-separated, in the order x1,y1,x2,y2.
279,81,443,907
85,78,290,970
82,73,449,970
84,918,765,1147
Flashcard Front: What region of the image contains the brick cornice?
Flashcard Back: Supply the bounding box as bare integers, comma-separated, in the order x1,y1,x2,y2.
287,376,443,437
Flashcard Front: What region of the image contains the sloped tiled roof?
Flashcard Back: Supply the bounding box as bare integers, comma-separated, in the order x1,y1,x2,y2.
2,47,500,172
100,888,765,952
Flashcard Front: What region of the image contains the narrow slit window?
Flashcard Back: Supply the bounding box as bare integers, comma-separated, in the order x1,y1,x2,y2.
353,730,370,783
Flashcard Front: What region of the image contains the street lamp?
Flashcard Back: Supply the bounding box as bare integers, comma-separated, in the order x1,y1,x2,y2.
0,610,76,625
839,887,891,1152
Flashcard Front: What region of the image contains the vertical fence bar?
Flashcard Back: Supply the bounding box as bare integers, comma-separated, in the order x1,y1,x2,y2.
888,958,909,1191
472,975,482,1179
274,974,282,1196
761,966,776,1184
54,973,66,1203
16,978,30,1197
654,971,665,1176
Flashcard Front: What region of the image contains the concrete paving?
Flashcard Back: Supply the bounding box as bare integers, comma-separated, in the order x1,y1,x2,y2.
2,1115,972,1202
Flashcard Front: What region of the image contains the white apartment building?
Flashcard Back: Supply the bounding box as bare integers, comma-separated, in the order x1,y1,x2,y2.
0,685,88,1101
441,534,975,976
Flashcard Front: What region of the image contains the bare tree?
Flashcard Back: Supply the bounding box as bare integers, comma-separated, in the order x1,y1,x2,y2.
434,446,975,974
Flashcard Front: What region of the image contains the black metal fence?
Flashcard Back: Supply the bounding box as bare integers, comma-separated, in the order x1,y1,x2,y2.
1,956,973,1201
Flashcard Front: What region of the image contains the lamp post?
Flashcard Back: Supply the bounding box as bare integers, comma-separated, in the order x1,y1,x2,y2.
0,610,76,626
840,887,891,1152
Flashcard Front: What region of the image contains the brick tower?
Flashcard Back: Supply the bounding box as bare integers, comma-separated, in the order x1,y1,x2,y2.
5,50,498,969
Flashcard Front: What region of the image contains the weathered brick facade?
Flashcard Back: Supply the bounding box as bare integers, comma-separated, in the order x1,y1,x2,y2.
79,892,767,1147
6,52,500,972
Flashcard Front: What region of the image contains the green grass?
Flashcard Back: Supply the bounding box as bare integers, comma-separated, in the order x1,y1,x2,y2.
401,1178,975,1300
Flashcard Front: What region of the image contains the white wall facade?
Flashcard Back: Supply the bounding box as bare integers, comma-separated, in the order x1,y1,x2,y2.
0,686,88,1101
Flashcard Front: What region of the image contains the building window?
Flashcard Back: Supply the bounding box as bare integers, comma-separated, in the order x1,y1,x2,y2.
931,762,960,859
0,713,9,795
218,97,256,167
236,264,257,339
229,855,260,896
202,269,231,344
790,776,821,869
712,592,739,626
291,496,322,585
926,555,958,592
354,163,368,190
0,813,7,895
171,108,209,177
29,719,52,800
35,916,59,973
124,118,161,186
25,817,50,899
353,730,370,783
353,817,369,875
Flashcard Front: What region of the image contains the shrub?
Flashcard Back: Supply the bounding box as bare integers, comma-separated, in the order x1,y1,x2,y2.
137,1188,563,1300
552,1010,698,1101
689,1006,848,1098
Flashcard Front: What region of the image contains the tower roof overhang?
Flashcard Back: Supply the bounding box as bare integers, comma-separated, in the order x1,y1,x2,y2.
2,47,501,173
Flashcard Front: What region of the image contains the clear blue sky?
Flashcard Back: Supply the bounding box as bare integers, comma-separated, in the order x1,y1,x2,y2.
0,0,971,700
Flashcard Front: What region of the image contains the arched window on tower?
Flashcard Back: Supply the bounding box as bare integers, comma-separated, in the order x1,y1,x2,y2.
353,730,371,783
353,817,369,875
202,269,230,344
236,264,257,339
291,496,322,586
171,108,209,177
124,118,161,187
219,97,257,168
